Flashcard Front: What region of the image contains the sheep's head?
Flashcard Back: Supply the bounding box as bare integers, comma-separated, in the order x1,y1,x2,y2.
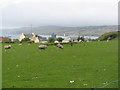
9,45,11,47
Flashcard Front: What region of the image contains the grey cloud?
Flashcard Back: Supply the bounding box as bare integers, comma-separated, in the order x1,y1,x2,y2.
1,0,118,27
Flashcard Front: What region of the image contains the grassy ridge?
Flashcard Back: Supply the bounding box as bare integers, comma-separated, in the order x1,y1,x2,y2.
2,41,118,88
0,44,2,89
97,31,119,41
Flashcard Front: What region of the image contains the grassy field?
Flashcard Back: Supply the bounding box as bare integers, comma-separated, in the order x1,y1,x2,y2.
2,40,118,88
0,43,2,89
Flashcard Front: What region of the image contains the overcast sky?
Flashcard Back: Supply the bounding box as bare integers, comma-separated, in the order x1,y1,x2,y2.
0,0,119,28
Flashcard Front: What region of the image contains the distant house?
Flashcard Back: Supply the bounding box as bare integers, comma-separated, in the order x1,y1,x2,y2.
54,41,59,43
69,37,78,42
20,33,47,43
39,41,48,43
0,37,11,42
38,37,48,43
39,37,47,41
62,40,70,43
51,33,56,38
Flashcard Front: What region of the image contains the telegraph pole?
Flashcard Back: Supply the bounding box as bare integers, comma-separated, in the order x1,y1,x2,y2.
78,32,81,37
31,24,32,33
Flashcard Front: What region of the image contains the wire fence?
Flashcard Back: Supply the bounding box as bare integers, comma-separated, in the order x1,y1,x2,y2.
93,80,120,90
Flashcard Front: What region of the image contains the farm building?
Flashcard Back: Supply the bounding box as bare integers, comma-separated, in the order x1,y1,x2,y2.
69,37,78,42
0,37,11,43
51,33,56,38
20,33,47,43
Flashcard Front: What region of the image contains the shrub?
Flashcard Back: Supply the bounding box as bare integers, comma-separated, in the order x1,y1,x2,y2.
27,41,33,43
56,37,64,42
13,39,19,42
21,38,30,42
48,37,55,43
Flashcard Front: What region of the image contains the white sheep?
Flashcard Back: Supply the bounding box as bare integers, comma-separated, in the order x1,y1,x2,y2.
19,44,22,46
38,45,48,50
4,45,12,49
56,44,63,49
69,81,74,83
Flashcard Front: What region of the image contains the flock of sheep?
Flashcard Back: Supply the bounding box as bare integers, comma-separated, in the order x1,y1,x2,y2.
38,44,63,50
4,43,64,50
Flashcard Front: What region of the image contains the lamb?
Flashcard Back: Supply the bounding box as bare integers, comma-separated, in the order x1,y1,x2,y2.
4,45,12,49
38,45,48,50
56,44,63,49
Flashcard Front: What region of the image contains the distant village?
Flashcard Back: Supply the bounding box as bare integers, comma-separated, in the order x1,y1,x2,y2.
0,32,94,43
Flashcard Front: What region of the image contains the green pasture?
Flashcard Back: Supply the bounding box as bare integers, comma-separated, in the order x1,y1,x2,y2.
0,44,2,89
2,40,118,88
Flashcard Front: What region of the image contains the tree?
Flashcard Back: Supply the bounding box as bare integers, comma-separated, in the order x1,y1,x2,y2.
21,38,30,42
80,36,85,41
48,37,55,43
69,40,73,46
77,36,81,42
13,39,19,42
27,41,33,43
3,37,11,43
56,37,64,42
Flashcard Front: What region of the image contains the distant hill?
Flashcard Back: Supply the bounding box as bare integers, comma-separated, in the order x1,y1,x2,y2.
5,25,118,36
97,31,119,41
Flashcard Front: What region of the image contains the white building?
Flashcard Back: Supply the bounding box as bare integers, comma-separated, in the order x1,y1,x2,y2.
19,33,41,43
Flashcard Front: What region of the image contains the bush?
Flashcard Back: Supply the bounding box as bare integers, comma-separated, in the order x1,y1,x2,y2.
13,39,19,42
2,38,11,43
56,37,64,42
48,37,55,43
21,38,31,42
27,41,33,43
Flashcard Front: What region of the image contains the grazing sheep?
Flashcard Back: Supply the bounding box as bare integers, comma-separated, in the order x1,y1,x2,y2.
56,44,63,49
4,45,11,49
69,81,74,83
19,44,22,46
38,45,48,50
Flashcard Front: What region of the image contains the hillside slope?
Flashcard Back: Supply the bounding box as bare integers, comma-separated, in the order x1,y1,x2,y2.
6,25,118,36
97,31,119,41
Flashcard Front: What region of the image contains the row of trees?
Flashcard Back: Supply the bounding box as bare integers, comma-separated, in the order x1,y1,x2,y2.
2,38,19,43
20,37,64,43
21,37,65,43
48,36,85,43
2,37,64,43
3,36,85,43
48,37,64,43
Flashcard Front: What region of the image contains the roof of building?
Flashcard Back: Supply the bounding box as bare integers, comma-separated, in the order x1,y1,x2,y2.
22,33,46,41
69,37,78,40
0,37,10,41
38,37,47,41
